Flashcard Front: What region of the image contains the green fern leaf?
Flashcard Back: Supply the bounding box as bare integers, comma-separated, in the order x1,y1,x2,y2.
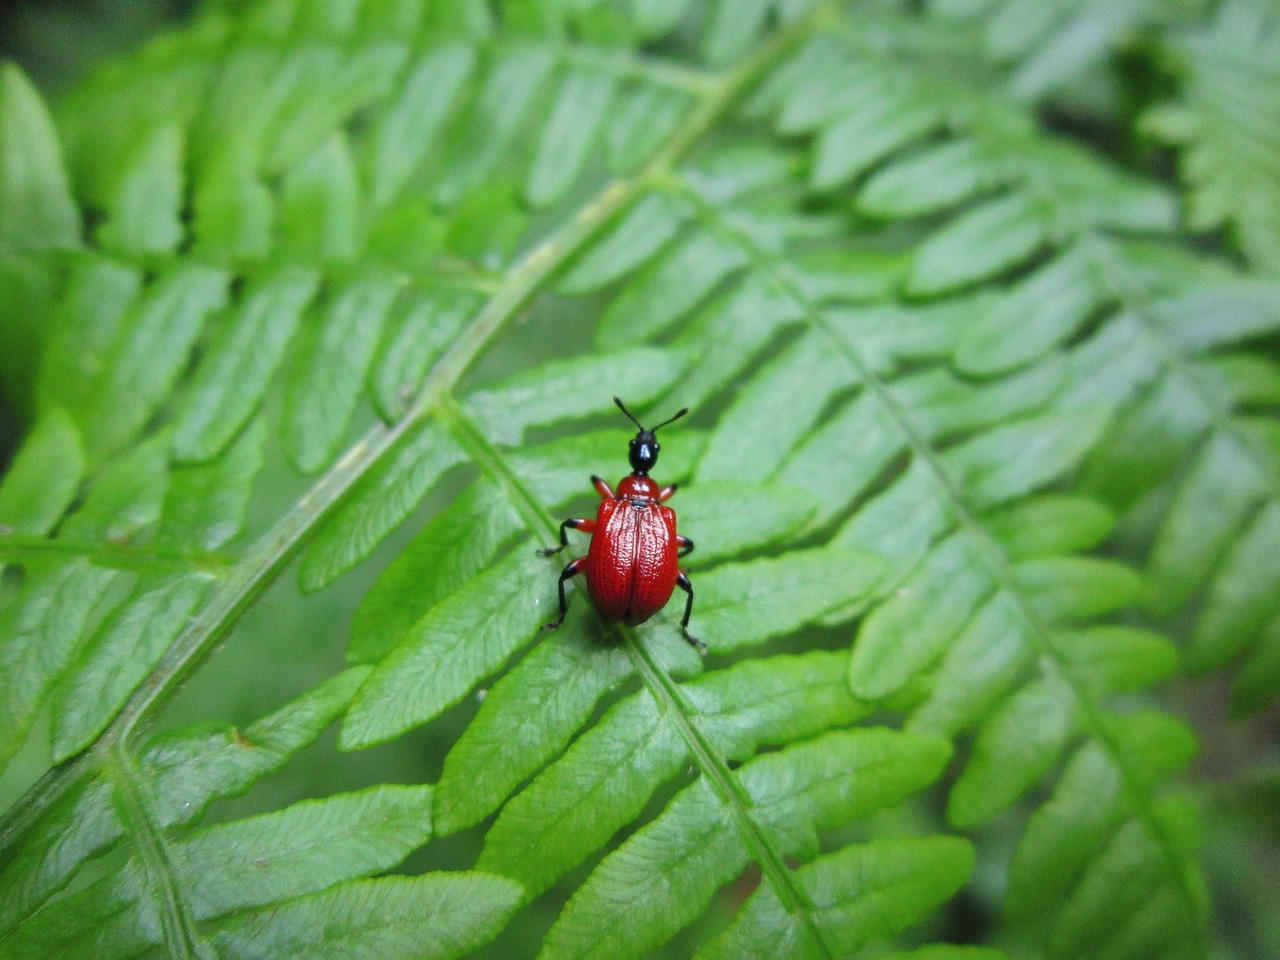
87,265,232,463
0,64,80,251
0,409,83,537
477,650,874,898
1146,0,1280,272
156,415,267,551
208,873,521,960
538,728,950,960
1006,712,1201,950
8,784,434,958
96,123,185,255
298,421,467,592
51,572,212,760
341,549,549,748
173,268,321,462
558,192,691,294
279,134,364,261
33,260,142,426
598,230,751,346
697,835,974,960
526,67,617,208
0,667,367,936
56,433,168,545
282,274,403,473
432,617,641,836
370,287,479,420
0,561,120,768
3,0,1273,956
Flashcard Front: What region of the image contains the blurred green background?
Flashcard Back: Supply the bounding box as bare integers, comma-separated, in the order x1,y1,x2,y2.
0,0,192,91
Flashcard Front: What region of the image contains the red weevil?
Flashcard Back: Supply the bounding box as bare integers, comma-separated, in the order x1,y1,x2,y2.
540,397,702,651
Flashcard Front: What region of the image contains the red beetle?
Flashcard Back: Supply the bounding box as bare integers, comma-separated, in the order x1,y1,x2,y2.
540,397,702,651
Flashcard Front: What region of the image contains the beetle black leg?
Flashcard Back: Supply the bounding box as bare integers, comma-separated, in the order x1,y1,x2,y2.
538,518,594,556
675,571,704,653
677,535,694,558
544,557,587,630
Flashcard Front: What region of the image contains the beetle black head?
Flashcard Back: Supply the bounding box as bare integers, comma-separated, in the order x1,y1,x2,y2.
614,396,688,475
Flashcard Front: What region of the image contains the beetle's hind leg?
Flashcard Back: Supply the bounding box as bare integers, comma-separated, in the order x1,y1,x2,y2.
538,518,595,556
675,571,705,653
544,556,588,631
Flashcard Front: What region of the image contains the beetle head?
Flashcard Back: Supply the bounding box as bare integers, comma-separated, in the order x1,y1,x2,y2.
614,396,687,475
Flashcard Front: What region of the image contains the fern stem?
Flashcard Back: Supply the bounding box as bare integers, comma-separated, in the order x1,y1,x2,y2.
0,0,831,859
676,182,1209,945
435,397,547,535
621,637,837,957
442,399,836,960
643,1,840,180
102,744,216,960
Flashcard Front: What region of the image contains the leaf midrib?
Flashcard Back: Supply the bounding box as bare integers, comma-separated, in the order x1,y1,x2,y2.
103,745,215,960
0,7,836,952
672,180,1209,943
443,398,837,960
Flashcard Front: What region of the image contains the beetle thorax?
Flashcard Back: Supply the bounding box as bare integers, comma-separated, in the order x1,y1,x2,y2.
617,474,659,501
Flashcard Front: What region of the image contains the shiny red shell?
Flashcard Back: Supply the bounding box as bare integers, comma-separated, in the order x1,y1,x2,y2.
585,474,679,625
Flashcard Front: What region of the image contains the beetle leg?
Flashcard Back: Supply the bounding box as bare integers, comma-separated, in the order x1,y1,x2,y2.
591,474,615,499
676,535,694,558
544,556,588,631
675,571,705,653
658,483,678,503
538,518,596,556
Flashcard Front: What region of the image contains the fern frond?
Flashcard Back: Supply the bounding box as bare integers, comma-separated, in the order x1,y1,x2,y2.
10,782,436,958
698,835,974,960
687,14,1214,956
1145,0,1280,273
206,874,522,960
929,0,1211,101
474,650,874,894
539,730,952,960
0,667,367,937
0,0,1269,956
0,64,80,252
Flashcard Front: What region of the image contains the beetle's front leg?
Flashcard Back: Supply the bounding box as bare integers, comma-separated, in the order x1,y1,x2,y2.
658,483,678,503
544,556,588,630
677,535,694,558
591,475,615,500
538,518,596,556
675,571,705,653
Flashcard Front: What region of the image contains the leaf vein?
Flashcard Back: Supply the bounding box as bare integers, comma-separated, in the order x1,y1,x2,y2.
677,180,1206,934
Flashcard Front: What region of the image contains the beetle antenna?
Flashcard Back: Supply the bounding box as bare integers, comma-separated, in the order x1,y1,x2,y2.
613,396,645,431
652,407,689,432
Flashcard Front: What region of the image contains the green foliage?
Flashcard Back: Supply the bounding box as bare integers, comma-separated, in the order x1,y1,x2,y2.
1145,0,1280,272
0,64,80,251
699,835,975,960
0,0,1276,958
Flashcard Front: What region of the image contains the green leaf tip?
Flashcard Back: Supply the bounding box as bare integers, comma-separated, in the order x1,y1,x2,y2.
0,62,80,251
